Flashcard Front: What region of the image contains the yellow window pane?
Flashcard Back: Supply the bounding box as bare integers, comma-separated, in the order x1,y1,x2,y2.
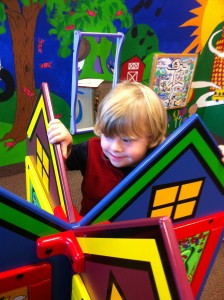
36,138,42,159
151,206,173,218
43,150,49,175
178,181,203,201
174,201,196,219
37,156,42,177
111,283,123,299
154,186,179,206
43,170,49,192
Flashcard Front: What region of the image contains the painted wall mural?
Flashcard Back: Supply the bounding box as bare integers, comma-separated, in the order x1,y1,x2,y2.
0,0,224,166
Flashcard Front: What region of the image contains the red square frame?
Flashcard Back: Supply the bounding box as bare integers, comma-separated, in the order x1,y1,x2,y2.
174,212,224,299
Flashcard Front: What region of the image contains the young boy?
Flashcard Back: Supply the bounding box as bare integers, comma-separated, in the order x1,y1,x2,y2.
48,81,224,215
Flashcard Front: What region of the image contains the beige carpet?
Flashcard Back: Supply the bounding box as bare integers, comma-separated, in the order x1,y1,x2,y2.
1,163,224,299
0,162,82,212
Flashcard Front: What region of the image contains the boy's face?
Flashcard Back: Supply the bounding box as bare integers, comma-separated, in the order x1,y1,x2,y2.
101,134,150,168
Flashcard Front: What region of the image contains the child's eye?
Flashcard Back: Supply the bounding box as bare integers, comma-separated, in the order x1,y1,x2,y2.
102,134,111,140
122,137,132,143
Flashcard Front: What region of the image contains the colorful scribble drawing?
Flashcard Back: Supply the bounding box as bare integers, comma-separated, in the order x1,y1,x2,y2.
149,54,198,109
179,231,209,282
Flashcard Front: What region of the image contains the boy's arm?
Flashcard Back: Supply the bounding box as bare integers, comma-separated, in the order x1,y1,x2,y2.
47,119,73,160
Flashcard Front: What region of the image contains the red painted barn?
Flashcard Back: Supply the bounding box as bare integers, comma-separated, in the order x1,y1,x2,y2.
120,56,145,82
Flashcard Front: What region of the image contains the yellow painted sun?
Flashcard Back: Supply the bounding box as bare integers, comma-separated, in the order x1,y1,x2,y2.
180,0,224,53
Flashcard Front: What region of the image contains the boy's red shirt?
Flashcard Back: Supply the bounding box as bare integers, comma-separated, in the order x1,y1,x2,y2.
80,137,125,216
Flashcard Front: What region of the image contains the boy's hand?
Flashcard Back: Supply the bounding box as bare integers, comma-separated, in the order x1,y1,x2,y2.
218,145,224,164
47,119,73,160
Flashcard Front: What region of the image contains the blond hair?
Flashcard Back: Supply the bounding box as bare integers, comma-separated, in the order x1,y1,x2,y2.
94,81,167,148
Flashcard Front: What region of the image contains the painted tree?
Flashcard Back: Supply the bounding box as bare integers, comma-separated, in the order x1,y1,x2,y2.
0,0,132,146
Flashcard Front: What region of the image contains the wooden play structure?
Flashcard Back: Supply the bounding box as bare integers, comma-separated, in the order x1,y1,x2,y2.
1,81,224,299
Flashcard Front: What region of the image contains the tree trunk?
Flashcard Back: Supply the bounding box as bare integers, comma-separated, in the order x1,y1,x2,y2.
0,1,42,145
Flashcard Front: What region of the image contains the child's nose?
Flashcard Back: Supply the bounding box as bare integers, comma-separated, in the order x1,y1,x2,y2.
111,139,123,152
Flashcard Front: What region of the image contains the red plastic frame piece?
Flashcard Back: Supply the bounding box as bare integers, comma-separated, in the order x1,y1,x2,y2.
72,203,83,222
36,231,84,273
174,212,224,298
0,263,52,299
54,206,68,222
